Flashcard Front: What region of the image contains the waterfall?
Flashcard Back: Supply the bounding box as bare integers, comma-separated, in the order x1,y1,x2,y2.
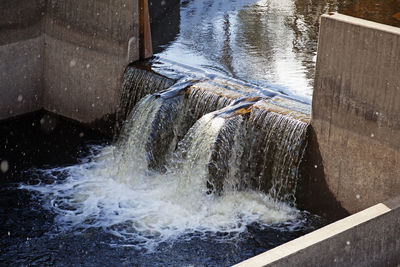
116,86,308,203
116,80,234,172
21,74,311,249
115,65,175,132
238,107,308,203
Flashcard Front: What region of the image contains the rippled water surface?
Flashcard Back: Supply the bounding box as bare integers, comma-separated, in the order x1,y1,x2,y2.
151,0,400,100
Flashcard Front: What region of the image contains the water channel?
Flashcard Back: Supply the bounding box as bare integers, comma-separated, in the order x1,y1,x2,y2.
1,0,399,265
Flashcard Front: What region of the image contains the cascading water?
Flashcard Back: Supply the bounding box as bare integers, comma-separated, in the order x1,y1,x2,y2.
20,78,316,254
115,65,175,132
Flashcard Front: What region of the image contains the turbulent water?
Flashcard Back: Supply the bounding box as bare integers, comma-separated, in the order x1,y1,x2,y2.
20,83,312,253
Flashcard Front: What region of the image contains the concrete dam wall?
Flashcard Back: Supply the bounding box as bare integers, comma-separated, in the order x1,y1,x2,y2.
0,0,139,131
304,13,400,216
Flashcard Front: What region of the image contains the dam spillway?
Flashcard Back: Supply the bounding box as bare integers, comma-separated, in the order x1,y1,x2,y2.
1,0,400,265
4,65,324,265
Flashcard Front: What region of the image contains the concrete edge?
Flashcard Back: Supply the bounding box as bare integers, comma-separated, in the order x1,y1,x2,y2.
233,197,398,266
322,13,400,36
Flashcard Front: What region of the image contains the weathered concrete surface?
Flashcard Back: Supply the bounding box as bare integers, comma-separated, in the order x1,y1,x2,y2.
1,0,140,130
43,0,139,127
235,195,400,267
0,0,45,45
304,13,400,215
0,37,44,120
0,0,45,119
43,36,126,126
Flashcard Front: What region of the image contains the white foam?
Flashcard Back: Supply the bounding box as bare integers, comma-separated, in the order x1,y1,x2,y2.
21,106,300,250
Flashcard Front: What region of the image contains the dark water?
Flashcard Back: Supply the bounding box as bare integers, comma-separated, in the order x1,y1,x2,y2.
0,112,325,266
2,1,399,266
150,0,400,101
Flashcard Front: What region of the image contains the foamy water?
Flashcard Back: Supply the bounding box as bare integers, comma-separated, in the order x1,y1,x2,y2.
20,102,301,250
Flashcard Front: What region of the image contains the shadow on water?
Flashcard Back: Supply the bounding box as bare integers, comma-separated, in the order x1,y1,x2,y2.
149,0,181,54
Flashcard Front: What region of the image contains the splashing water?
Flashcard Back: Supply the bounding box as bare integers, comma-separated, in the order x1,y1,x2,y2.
21,87,310,250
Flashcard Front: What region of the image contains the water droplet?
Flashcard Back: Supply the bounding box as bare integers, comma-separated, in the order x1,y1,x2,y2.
17,94,23,102
356,194,360,199
314,165,318,169
346,241,350,245
371,133,374,138
1,160,9,173
86,64,91,69
70,59,77,67
7,231,10,236
79,132,84,138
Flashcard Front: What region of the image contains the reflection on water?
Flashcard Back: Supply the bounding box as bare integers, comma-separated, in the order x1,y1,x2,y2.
151,0,400,101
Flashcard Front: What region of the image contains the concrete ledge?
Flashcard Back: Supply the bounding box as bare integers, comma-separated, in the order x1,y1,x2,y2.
235,195,400,266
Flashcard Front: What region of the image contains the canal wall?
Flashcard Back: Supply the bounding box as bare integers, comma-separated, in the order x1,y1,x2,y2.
235,195,400,266
303,13,400,216
0,0,45,120
0,0,139,131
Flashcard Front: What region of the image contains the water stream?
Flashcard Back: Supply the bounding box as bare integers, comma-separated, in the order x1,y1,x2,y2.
1,0,399,265
19,82,310,248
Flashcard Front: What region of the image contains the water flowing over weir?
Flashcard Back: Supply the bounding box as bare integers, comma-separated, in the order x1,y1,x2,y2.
115,65,175,132
20,66,316,253
115,67,309,202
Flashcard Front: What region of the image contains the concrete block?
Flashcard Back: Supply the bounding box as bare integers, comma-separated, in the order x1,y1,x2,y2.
235,195,400,266
43,35,126,124
0,0,44,45
45,0,138,57
0,37,43,119
1,0,140,128
0,0,44,119
42,0,139,127
305,13,400,215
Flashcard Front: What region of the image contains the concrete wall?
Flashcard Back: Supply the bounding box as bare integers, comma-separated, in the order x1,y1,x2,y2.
43,0,139,129
235,195,400,266
1,0,140,130
0,0,45,119
302,13,400,215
